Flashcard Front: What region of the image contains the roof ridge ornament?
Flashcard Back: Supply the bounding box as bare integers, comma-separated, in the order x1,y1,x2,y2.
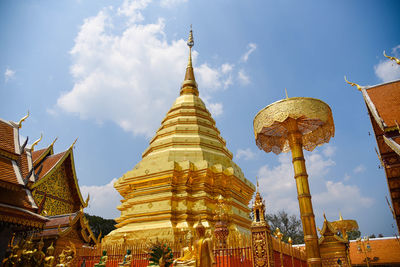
50,137,58,147
344,76,363,91
18,111,30,129
383,50,400,65
31,133,43,151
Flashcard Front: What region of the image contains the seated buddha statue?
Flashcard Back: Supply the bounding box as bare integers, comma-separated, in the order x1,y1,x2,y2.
119,249,132,266
32,239,46,267
94,250,108,267
174,221,215,267
44,243,55,267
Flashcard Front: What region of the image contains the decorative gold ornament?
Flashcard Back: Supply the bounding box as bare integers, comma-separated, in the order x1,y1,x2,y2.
31,133,43,151
344,76,363,91
254,96,334,267
18,111,30,128
384,50,400,65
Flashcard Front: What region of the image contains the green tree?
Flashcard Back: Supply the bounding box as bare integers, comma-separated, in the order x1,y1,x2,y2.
265,210,304,244
346,230,361,240
85,213,116,240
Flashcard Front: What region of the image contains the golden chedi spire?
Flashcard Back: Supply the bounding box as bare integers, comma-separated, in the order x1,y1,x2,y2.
106,28,255,245
180,26,198,96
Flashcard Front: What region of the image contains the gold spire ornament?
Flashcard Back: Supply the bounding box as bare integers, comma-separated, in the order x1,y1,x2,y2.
383,50,400,65
31,133,43,151
181,26,198,96
344,76,363,91
18,111,30,128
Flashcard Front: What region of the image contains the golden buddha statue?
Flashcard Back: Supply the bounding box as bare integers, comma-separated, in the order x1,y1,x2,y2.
56,251,67,267
44,243,56,267
94,250,108,267
119,249,132,266
1,248,14,267
32,238,46,267
20,237,35,267
174,222,215,267
4,244,20,267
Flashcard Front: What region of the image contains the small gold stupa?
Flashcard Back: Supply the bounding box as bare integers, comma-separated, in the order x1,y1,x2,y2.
105,28,255,243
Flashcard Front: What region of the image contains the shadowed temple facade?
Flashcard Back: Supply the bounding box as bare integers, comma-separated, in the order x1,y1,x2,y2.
105,29,255,243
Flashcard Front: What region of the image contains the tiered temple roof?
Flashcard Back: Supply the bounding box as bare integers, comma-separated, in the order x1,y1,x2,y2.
0,117,48,229
359,79,400,233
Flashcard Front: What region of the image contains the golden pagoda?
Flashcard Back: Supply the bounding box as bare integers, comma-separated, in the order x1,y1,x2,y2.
105,29,255,243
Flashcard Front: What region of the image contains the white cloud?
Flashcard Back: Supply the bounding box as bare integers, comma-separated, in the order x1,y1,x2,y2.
374,60,400,83
160,0,187,8
313,181,373,215
80,178,122,219
118,0,151,24
221,63,234,74
238,69,250,85
55,4,237,137
257,149,373,225
353,164,366,174
236,148,256,160
241,43,257,62
374,45,400,83
207,102,223,117
4,67,15,82
322,144,336,157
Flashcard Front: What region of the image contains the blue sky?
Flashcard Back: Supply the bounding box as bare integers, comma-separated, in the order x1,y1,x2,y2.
1,0,400,237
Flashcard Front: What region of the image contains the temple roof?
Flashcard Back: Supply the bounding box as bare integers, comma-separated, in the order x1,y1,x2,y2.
37,209,99,244
358,79,400,233
30,144,87,208
0,116,48,228
362,80,400,132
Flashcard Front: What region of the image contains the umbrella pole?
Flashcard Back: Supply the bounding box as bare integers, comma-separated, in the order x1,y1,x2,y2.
286,118,322,267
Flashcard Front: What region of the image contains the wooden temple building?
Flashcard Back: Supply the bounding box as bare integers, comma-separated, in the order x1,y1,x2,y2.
350,77,400,233
0,116,48,260
0,114,98,261
30,138,99,251
105,29,255,243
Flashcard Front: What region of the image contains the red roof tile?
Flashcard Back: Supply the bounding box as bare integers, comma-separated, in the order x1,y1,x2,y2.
0,157,20,185
366,80,400,129
37,151,66,180
32,148,47,163
19,151,30,180
45,213,78,228
0,120,17,155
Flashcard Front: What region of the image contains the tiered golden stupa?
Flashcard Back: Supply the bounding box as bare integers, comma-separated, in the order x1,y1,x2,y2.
105,29,255,243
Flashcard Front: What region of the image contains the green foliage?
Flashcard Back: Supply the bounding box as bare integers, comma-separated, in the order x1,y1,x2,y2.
347,230,361,240
148,243,173,267
265,210,304,244
84,213,116,240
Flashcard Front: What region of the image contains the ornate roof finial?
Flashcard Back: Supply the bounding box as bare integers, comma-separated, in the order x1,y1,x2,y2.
50,137,58,147
31,133,43,151
285,88,288,99
384,50,400,65
180,26,198,96
256,177,259,192
187,24,194,67
344,76,363,91
70,137,78,149
339,212,343,221
18,111,30,129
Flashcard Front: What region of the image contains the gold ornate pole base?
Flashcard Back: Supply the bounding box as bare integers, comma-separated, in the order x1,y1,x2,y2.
286,118,321,267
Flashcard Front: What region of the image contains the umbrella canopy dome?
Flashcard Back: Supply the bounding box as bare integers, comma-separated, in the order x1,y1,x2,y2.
254,97,335,154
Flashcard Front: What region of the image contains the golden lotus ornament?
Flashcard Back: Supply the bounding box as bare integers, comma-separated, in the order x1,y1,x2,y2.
254,96,335,267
